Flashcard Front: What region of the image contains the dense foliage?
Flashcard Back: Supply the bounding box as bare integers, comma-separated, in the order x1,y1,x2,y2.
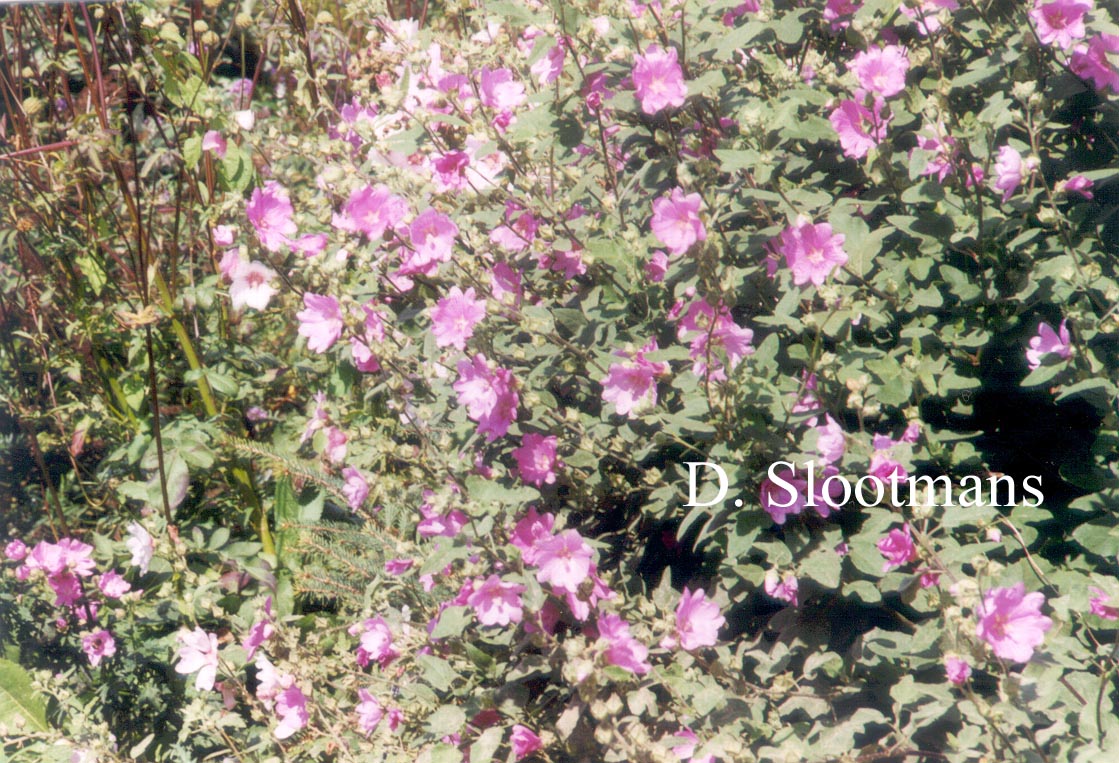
2,0,1119,761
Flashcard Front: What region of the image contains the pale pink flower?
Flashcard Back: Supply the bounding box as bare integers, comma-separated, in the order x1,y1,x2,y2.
351,302,386,373
650,188,706,255
430,286,486,350
401,208,458,276
323,426,347,465
1030,0,1091,50
993,145,1037,202
233,109,255,130
829,96,890,159
175,627,220,691
479,67,527,110
202,130,227,158
534,529,593,593
356,689,384,736
229,261,278,311
1069,34,1119,93
816,415,846,465
98,570,131,599
349,616,397,668
4,539,27,561
512,433,561,487
333,184,408,240
975,583,1053,662
877,524,918,572
342,467,370,511
777,215,849,286
274,684,309,739
82,629,116,667
850,45,909,98
453,354,519,441
601,340,669,417
531,43,566,85
126,522,153,574
632,45,688,114
511,724,543,760
1026,320,1072,370
598,613,651,674
246,182,297,252
672,587,725,651
297,293,344,353
944,655,971,685
467,575,526,626
764,569,799,605
212,225,235,247
1089,587,1119,620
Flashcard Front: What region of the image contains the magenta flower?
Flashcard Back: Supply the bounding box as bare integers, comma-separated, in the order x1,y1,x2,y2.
453,354,519,441
356,689,385,736
1026,320,1072,370
4,539,27,561
646,251,669,282
342,467,370,512
384,558,414,575
650,188,706,255
349,616,397,668
333,184,408,240
274,684,309,740
850,45,909,98
297,293,344,354
510,507,556,565
913,123,959,182
777,215,849,287
632,44,688,114
175,627,220,691
417,502,468,539
671,727,716,763
877,524,918,572
429,286,486,351
1069,34,1119,93
243,598,275,660
598,613,651,675
98,570,131,599
944,655,972,685
824,0,861,29
829,96,890,159
82,629,116,667
247,182,297,252
1030,0,1091,50
467,574,526,627
764,569,799,606
229,261,278,311
1089,587,1119,620
675,299,755,381
511,724,543,760
479,66,526,110
1058,174,1094,198
534,529,594,593
512,433,561,487
401,208,458,276
975,583,1053,662
672,587,725,651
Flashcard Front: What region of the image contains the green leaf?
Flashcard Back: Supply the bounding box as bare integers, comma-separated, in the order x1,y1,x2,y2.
0,659,50,733
471,727,504,763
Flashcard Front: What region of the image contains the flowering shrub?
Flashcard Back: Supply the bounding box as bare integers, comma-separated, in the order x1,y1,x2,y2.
3,0,1119,761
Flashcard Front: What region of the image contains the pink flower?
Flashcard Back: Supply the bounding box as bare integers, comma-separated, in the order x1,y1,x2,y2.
4,539,27,561
386,707,404,732
297,293,344,353
246,182,297,252
993,145,1036,202
877,524,918,572
202,130,227,158
479,67,526,110
82,629,116,667
467,575,526,626
975,583,1053,662
1058,174,1094,198
650,188,706,255
432,150,471,192
597,613,651,675
900,0,959,35
632,45,688,114
601,340,669,417
417,502,468,539
512,433,561,487
675,299,754,380
777,215,849,287
531,43,566,85
824,0,861,29
430,286,486,351
274,684,309,739
453,355,519,441
646,251,669,282
1026,320,1072,370
323,426,347,465
913,123,959,182
671,727,716,763
1089,587,1119,620
384,558,414,575
212,225,236,247
511,724,543,760
1030,0,1091,50
401,208,458,276
98,570,131,599
1069,34,1119,93
175,627,220,691
944,655,972,685
342,467,370,511
356,689,384,736
510,507,556,565
672,587,725,651
764,569,799,605
850,45,909,98
243,598,275,660
538,244,587,279
351,303,386,373
126,522,153,575
829,96,890,159
816,415,846,465
349,616,397,668
534,529,594,593
229,261,278,311
333,184,408,239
